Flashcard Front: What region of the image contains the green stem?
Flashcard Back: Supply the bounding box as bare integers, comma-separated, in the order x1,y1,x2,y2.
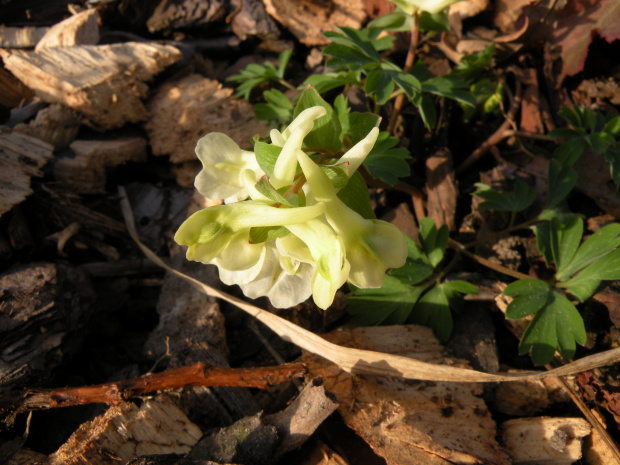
278,79,296,91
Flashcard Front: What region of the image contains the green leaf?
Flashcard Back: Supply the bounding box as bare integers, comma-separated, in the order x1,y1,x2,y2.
559,105,583,129
546,160,576,209
302,72,360,94
389,236,434,285
419,218,448,267
442,280,478,295
390,69,421,100
367,11,413,31
473,179,536,212
586,132,615,153
347,275,423,325
504,279,551,319
254,89,294,122
556,222,620,281
422,76,476,106
333,94,350,135
323,44,376,69
408,285,452,342
320,163,349,189
249,226,290,244
254,141,282,177
324,27,381,62
365,68,395,104
519,291,586,365
550,216,583,277
276,49,292,79
604,116,620,135
564,247,620,301
337,171,375,219
418,10,450,32
363,131,411,185
553,138,586,166
413,93,437,130
294,86,342,153
254,176,292,205
347,112,381,146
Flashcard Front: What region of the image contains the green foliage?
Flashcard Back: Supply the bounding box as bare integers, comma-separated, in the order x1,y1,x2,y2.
550,105,620,192
504,217,620,365
473,179,536,212
347,218,477,342
226,49,293,100
254,89,293,123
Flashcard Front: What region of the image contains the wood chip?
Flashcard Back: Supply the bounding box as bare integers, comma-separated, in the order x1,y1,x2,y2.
501,417,591,464
0,25,49,48
13,103,82,149
303,325,511,465
262,0,366,46
0,129,54,217
35,9,100,52
53,138,148,194
46,395,203,465
0,43,182,129
145,74,269,164
426,147,458,231
494,376,570,416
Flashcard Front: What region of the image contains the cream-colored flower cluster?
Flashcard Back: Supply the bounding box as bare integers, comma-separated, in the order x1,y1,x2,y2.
175,106,407,309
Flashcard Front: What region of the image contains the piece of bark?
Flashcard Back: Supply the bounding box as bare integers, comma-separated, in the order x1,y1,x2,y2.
42,395,203,465
445,303,499,374
519,68,545,134
426,147,458,231
189,413,278,464
53,138,148,194
0,43,182,129
501,417,591,464
0,25,49,48
35,9,99,52
146,0,229,34
262,0,366,46
303,325,511,465
145,74,269,164
230,0,280,40
0,129,54,217
0,262,95,390
13,103,81,149
494,375,570,416
264,380,339,457
380,202,418,241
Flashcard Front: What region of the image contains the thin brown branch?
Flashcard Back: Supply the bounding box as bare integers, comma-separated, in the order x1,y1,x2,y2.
448,238,531,281
456,78,523,175
1,362,307,416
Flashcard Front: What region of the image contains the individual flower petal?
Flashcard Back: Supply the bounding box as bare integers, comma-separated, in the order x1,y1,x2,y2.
175,201,326,266
338,126,379,178
194,132,263,202
237,243,314,308
270,106,327,189
283,219,350,309
392,0,464,14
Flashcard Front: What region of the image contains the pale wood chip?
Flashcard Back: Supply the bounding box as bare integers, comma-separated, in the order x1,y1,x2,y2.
0,43,182,129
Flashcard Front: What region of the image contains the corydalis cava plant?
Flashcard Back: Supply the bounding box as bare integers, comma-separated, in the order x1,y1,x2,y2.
175,100,407,309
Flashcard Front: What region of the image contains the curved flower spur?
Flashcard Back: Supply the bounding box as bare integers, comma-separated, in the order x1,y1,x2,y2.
175,92,407,309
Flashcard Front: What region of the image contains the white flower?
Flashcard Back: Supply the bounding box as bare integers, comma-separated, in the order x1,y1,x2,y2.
194,133,264,203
